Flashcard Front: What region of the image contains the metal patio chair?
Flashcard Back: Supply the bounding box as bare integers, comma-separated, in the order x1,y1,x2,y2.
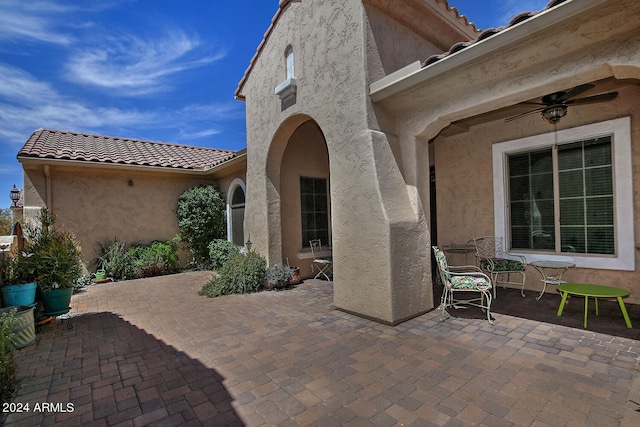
310,239,333,280
432,246,494,325
472,236,526,298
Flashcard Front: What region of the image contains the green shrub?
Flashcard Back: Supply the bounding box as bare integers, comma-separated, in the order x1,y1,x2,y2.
22,209,83,292
200,251,266,297
96,240,180,280
127,241,180,278
208,239,241,271
0,208,12,236
96,239,133,280
177,185,226,267
0,308,18,407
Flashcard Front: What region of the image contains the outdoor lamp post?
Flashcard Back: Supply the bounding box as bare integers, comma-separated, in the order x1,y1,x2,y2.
10,184,20,207
245,234,252,252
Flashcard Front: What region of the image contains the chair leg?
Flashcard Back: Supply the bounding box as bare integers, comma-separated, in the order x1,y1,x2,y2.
313,263,332,281
483,291,494,325
440,288,450,322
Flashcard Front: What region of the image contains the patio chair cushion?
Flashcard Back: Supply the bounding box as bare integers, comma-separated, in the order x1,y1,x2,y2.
448,276,491,291
481,258,524,272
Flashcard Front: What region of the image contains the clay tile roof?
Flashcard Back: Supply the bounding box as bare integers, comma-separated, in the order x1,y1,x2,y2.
422,0,567,67
18,129,237,171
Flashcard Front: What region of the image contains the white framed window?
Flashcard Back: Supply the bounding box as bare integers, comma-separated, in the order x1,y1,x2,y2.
492,117,634,270
226,178,246,247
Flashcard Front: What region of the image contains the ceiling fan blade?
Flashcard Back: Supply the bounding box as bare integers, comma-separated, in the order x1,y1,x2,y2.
565,91,618,105
558,83,595,102
518,101,547,106
505,108,545,122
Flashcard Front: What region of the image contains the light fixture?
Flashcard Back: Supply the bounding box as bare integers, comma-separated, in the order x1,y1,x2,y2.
9,184,20,207
542,104,567,124
245,234,252,252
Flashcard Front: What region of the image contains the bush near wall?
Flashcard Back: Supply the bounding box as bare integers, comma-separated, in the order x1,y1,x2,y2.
96,240,180,280
200,251,266,297
177,185,226,268
208,239,241,271
0,309,18,408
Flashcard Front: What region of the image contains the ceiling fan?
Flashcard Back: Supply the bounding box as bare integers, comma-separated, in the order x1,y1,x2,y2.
505,84,618,124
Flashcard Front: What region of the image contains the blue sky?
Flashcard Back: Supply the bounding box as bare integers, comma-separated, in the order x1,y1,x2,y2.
0,0,547,209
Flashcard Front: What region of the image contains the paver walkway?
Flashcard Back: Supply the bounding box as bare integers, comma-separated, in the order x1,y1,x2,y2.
4,271,640,426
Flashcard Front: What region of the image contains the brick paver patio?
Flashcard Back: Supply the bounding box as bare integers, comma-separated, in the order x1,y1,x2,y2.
3,271,640,426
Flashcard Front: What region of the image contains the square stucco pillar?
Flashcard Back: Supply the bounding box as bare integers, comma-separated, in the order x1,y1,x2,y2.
331,130,432,325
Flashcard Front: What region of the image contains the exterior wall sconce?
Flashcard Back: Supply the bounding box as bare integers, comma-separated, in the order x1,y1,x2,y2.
245,234,252,252
9,184,20,207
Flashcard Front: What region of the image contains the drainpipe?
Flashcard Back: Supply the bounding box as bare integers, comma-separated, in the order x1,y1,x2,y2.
44,165,51,208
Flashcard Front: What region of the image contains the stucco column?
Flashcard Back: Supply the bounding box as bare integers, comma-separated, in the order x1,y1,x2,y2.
332,129,431,325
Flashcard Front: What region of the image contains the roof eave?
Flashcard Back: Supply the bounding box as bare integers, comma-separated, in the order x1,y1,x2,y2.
202,150,247,173
369,0,609,103
16,155,237,176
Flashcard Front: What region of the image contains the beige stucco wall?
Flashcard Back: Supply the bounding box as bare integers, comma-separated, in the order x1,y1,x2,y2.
240,0,472,324
20,162,244,269
434,83,640,302
372,0,640,302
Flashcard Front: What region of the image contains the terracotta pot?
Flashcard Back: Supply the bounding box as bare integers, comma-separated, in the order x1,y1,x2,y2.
288,267,301,285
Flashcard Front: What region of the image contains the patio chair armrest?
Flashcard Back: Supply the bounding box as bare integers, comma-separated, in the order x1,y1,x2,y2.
449,265,483,274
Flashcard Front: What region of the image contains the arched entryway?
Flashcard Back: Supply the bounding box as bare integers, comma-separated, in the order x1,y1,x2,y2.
278,120,331,278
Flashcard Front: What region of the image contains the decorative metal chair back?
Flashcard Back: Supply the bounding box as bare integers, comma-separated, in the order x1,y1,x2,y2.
473,236,502,260
432,246,451,285
432,246,494,324
472,236,526,298
309,239,322,259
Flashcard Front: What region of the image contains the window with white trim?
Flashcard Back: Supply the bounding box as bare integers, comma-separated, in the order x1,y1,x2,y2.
300,176,330,247
230,186,245,247
493,117,635,270
226,179,246,247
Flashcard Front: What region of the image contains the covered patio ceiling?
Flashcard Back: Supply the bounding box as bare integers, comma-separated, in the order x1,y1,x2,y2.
438,77,639,138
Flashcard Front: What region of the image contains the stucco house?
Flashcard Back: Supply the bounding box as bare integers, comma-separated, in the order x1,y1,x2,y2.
235,0,639,324
17,129,247,266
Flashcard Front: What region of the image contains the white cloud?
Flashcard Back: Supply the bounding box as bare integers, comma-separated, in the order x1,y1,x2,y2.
0,64,158,147
0,0,82,46
66,30,227,96
180,103,245,121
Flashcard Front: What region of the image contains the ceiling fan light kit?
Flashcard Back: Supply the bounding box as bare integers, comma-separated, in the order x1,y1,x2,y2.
506,83,618,124
542,105,568,124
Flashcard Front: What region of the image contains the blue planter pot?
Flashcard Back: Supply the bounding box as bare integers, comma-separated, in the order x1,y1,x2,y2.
1,282,37,307
41,288,73,314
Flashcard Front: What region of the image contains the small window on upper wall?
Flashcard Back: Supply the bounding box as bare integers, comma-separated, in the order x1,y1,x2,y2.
275,45,297,110
286,46,294,80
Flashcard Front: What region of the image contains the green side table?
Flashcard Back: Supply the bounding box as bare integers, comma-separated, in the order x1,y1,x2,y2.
556,283,632,329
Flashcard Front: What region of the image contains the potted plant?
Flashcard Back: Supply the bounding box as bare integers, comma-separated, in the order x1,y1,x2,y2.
264,264,294,290
0,252,37,307
284,258,301,285
26,209,83,314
